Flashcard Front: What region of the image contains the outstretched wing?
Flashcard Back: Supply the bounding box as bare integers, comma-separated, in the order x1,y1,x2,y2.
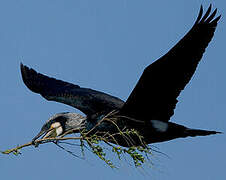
21,64,124,116
120,5,220,122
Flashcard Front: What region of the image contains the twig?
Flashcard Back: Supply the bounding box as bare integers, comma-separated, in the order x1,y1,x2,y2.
1,136,83,155
2,112,155,168
54,142,84,159
1,142,33,155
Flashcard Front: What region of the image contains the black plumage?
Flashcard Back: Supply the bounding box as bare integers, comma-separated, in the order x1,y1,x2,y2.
120,5,221,122
21,64,124,116
21,5,221,147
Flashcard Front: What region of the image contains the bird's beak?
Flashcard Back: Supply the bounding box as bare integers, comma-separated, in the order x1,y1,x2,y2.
32,126,56,143
32,129,46,142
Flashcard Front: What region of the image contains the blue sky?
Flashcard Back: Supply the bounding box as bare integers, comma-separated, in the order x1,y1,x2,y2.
1,0,225,179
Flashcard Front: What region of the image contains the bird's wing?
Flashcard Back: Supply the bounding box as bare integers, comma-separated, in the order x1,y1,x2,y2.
120,5,220,122
21,64,124,116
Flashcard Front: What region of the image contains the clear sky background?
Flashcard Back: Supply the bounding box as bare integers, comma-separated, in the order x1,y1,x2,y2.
1,0,225,179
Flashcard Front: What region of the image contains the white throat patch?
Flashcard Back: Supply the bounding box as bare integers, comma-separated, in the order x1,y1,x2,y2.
151,120,168,132
51,122,61,128
43,122,63,138
56,126,63,136
52,122,63,136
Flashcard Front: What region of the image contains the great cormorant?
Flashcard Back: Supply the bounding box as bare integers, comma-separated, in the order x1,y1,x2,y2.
21,5,221,147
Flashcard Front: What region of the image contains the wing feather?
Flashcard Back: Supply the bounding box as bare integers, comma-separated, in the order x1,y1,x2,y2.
21,64,124,116
120,5,220,122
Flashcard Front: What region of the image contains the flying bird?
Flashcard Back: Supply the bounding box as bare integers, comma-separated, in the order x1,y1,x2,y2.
21,5,221,147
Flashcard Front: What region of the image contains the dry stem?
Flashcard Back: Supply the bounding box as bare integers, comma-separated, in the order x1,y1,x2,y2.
1,136,82,155
2,111,152,168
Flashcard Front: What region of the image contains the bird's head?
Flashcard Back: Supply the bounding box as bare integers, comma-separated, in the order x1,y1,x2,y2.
32,112,86,143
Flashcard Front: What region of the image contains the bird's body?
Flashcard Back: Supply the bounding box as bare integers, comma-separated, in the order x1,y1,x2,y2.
21,5,221,147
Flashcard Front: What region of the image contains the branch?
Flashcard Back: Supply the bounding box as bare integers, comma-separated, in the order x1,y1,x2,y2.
2,112,155,168
1,136,82,155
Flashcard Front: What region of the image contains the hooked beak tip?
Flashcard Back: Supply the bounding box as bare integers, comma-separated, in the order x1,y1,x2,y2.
32,130,46,143
32,130,47,147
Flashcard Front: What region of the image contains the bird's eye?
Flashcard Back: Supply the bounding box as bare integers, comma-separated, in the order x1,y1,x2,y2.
41,123,50,131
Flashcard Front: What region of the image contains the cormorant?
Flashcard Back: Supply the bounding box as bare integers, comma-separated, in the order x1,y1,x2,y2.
21,5,221,147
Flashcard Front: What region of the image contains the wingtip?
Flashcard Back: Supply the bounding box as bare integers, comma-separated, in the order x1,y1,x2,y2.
195,4,221,25
215,14,222,22
20,63,25,76
20,62,24,70
20,63,28,73
20,63,28,79
200,4,203,12
200,4,212,23
195,5,204,24
20,64,35,76
20,63,39,93
209,4,212,10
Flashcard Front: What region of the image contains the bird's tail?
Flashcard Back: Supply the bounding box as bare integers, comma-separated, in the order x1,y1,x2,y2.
184,128,221,137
